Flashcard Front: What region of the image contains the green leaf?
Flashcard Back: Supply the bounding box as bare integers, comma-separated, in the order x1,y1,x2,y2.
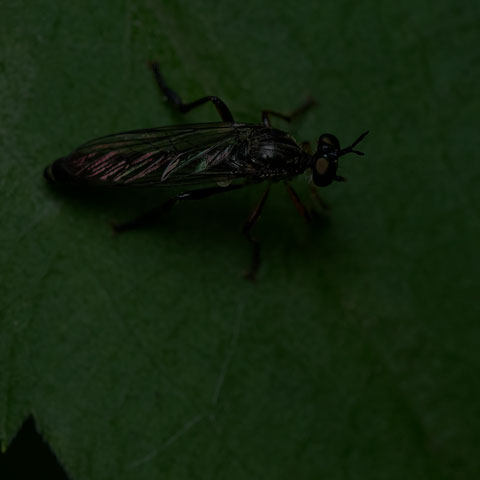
1,1,479,479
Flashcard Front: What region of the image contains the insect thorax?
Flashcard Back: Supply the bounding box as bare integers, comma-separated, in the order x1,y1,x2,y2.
244,128,307,180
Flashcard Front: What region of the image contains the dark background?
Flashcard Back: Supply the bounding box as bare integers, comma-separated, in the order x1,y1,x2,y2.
1,1,479,479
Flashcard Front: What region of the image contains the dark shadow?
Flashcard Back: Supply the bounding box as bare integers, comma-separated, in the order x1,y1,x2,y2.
42,176,336,277
0,416,69,480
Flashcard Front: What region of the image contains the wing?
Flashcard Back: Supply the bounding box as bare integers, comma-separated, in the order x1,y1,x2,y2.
48,123,261,187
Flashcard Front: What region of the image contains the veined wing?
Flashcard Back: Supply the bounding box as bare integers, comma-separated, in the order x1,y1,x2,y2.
50,122,261,187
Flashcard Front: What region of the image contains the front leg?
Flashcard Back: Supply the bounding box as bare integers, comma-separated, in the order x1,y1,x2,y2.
284,182,311,222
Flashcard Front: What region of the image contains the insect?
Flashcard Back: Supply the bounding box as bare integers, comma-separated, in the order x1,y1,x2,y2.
45,62,368,279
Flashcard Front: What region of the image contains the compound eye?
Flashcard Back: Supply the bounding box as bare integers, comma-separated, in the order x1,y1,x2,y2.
315,157,329,176
318,133,340,150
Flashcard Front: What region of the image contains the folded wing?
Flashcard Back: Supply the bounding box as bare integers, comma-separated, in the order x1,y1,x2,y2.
51,123,260,187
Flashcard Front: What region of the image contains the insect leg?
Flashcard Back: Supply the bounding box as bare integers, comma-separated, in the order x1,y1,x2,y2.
309,185,330,211
112,198,177,233
284,182,311,223
176,184,243,200
112,184,243,233
242,184,271,281
261,97,316,127
149,62,234,122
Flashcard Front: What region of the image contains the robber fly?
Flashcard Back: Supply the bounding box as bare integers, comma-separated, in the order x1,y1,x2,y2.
45,62,368,279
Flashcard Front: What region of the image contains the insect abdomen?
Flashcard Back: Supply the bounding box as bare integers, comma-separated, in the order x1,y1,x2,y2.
44,159,72,185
